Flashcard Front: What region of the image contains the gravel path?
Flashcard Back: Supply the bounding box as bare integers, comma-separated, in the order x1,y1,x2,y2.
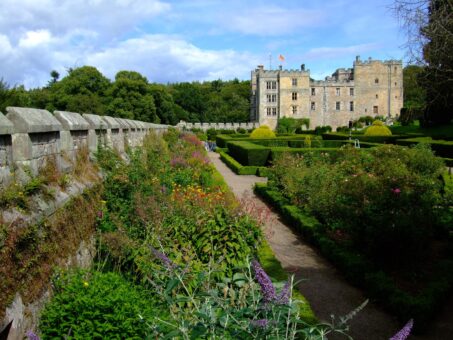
208,152,451,340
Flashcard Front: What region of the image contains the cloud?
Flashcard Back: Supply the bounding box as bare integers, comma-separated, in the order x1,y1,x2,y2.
218,6,325,36
18,29,53,48
302,43,380,60
86,35,260,83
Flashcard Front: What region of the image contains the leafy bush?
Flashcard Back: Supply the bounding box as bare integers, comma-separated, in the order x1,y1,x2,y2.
314,125,332,134
219,151,259,175
364,120,392,136
40,270,157,339
269,144,445,263
250,125,276,139
276,117,308,134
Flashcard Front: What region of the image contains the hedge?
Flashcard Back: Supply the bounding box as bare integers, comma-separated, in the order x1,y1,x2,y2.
219,151,259,175
227,141,271,166
254,183,453,332
217,134,317,148
395,137,453,159
322,132,424,144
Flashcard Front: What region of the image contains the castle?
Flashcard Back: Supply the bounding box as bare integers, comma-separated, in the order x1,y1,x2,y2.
250,56,403,130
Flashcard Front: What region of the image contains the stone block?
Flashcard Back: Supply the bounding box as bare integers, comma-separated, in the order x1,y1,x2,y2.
11,133,33,161
101,116,120,129
6,107,62,133
82,114,108,130
0,112,14,135
54,111,90,131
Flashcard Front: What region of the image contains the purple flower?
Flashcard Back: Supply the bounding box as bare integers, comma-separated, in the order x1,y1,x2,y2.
150,246,175,269
160,185,167,194
97,210,103,219
252,260,276,303
275,281,290,305
170,156,187,168
390,319,413,340
250,319,269,328
26,331,41,340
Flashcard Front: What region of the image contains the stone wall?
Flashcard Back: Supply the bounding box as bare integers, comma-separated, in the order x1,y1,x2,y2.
0,107,170,187
177,121,260,131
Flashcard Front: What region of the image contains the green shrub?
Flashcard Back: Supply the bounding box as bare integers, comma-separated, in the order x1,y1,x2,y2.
269,144,445,264
250,125,276,139
227,141,271,166
396,137,453,159
40,270,157,339
364,121,392,136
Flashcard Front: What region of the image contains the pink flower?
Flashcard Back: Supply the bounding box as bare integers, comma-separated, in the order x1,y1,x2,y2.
391,188,401,195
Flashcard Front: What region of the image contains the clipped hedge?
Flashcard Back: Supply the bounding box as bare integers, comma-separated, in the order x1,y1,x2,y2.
227,141,271,166
219,151,259,175
396,137,453,159
254,183,453,332
322,132,424,144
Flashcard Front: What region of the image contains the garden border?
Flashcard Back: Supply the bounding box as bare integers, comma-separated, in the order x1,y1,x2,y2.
254,182,453,332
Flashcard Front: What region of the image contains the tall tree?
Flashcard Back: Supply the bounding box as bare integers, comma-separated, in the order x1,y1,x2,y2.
393,0,453,125
106,71,158,122
50,66,111,115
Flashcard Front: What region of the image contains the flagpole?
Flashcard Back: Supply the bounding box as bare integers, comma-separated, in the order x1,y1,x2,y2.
269,53,272,70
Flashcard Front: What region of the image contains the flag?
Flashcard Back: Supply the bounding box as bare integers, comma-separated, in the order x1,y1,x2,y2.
279,54,285,62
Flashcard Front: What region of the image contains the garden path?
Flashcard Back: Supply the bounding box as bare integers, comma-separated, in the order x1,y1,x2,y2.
208,151,451,340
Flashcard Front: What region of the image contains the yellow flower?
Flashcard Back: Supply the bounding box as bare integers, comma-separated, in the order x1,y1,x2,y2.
83,281,89,287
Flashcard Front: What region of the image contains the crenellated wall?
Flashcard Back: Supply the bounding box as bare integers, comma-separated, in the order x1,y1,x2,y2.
0,107,170,187
177,121,260,131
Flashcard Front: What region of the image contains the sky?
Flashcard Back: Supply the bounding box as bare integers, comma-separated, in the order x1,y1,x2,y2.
0,0,406,89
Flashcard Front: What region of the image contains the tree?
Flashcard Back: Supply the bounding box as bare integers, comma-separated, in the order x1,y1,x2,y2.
49,70,60,85
403,65,426,108
106,71,157,122
0,79,32,113
49,66,110,115
393,0,453,125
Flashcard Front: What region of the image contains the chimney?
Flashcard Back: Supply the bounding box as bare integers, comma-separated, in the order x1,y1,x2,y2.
257,65,264,71
355,55,360,62
279,65,283,70
301,64,305,71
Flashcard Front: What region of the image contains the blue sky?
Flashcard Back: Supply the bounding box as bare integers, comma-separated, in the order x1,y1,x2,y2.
0,0,406,88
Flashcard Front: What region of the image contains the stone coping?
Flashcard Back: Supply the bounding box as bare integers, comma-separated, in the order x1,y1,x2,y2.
125,119,139,130
54,111,90,131
82,114,108,130
114,118,130,130
0,112,14,135
6,107,62,134
102,116,120,129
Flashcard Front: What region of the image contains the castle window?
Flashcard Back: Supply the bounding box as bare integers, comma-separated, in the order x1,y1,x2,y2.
292,106,297,114
373,106,379,114
266,81,277,89
394,82,397,86
336,88,340,96
292,92,298,101
350,88,354,96
311,88,315,96
267,107,272,116
349,101,354,112
336,102,340,110
375,78,379,84
394,66,397,72
292,78,297,86
272,107,277,116
311,102,316,110
376,94,379,99
267,94,277,102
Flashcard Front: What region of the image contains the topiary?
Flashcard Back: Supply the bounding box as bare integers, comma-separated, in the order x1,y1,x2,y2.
250,125,276,139
364,120,392,136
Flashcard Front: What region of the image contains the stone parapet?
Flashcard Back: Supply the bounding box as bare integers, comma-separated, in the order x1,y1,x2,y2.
0,107,170,188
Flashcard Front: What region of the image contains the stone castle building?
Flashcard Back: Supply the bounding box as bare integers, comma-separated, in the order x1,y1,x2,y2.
250,56,403,130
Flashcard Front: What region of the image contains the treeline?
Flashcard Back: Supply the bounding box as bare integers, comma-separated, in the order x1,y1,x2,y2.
0,66,250,124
